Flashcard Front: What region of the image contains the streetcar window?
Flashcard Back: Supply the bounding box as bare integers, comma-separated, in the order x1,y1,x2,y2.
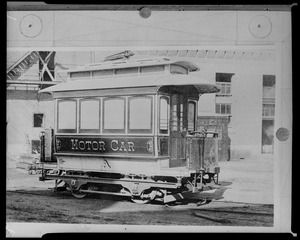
140,65,165,74
188,102,196,131
170,64,188,75
57,100,77,133
115,67,138,75
103,98,125,133
92,69,113,78
128,97,152,133
159,97,169,134
79,99,100,133
70,71,91,79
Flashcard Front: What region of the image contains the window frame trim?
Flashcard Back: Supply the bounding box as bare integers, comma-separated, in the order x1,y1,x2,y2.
78,98,101,133
170,64,189,75
70,71,92,80
215,103,232,115
102,97,126,134
57,99,78,133
188,101,197,132
33,113,44,128
159,96,170,135
140,65,166,75
127,95,154,134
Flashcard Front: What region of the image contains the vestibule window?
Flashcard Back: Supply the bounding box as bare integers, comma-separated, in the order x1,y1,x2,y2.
159,97,169,134
103,98,125,133
170,64,188,75
79,99,100,133
57,100,77,133
188,101,196,131
128,97,153,133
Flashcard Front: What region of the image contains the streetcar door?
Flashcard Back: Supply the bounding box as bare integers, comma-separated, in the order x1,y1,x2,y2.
169,93,188,167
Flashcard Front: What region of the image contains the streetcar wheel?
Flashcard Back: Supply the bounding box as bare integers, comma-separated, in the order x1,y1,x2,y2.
131,190,157,204
71,185,88,199
131,197,151,204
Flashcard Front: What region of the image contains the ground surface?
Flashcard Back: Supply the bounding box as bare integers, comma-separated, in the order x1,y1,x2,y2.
6,155,274,234
6,189,273,226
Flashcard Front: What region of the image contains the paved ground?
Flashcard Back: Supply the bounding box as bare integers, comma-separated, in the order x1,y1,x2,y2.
218,155,274,204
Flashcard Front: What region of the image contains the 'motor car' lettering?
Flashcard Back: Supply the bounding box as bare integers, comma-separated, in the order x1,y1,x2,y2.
70,139,134,152
71,139,106,151
71,139,78,150
111,140,135,152
58,137,151,155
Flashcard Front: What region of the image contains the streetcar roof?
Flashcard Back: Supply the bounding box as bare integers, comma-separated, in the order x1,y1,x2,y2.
60,57,200,73
40,74,220,94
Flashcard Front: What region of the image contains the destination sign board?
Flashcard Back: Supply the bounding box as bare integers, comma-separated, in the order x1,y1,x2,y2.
55,136,154,156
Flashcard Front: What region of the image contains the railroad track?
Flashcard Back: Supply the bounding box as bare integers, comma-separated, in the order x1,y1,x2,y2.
191,202,273,224
6,189,70,198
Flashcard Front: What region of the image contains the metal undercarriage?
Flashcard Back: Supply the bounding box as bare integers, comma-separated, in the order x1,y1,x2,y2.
40,168,226,204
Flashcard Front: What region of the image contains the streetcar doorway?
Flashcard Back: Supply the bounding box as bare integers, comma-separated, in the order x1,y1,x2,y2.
169,93,188,167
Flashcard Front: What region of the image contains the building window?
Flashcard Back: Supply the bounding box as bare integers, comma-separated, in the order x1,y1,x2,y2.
103,98,125,133
57,100,77,133
263,75,276,99
262,104,275,117
33,114,43,128
159,97,169,134
216,83,231,96
215,73,234,115
79,99,100,133
128,96,153,133
31,140,41,154
216,103,231,115
262,75,276,154
262,119,274,154
216,73,234,96
188,101,196,132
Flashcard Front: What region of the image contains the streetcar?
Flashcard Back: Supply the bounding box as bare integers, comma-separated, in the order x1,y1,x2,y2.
39,51,226,204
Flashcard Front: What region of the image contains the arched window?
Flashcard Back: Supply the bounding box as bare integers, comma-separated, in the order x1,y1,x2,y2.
170,64,188,75
188,101,196,132
159,97,169,134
